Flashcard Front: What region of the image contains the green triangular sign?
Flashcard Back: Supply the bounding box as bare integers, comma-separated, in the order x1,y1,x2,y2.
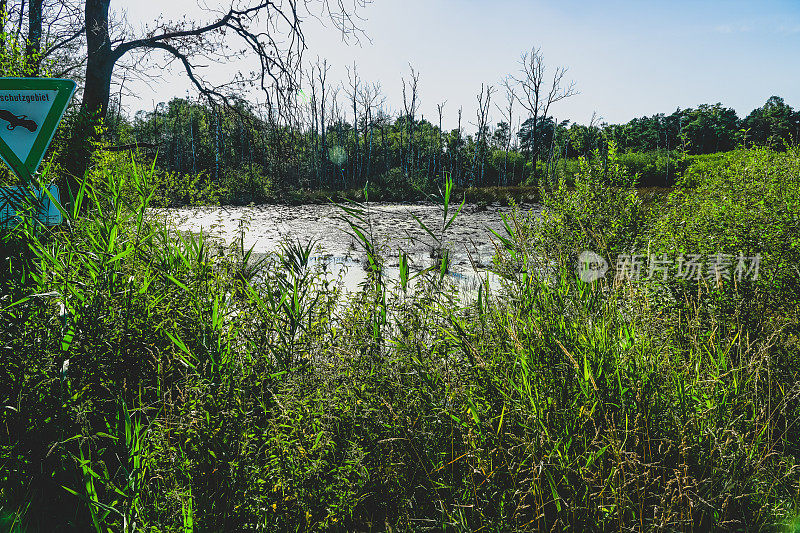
0,77,76,181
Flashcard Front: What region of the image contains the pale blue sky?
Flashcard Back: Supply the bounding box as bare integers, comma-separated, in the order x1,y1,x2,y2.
120,0,800,128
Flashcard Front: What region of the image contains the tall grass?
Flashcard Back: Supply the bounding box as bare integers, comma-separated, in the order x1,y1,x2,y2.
1,149,798,531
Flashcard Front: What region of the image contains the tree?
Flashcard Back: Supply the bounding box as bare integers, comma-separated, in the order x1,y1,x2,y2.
66,0,364,187
495,78,515,184
518,115,555,162
743,96,799,149
344,62,360,184
471,83,493,186
435,100,445,178
357,79,384,184
681,103,739,154
25,0,43,74
0,0,84,78
400,65,419,177
511,47,577,173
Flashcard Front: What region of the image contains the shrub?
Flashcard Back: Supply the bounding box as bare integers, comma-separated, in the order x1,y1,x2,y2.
617,149,690,186
530,142,645,268
651,147,800,322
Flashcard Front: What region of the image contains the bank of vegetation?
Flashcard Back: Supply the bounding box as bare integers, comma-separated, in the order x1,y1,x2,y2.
2,146,799,531
90,90,798,206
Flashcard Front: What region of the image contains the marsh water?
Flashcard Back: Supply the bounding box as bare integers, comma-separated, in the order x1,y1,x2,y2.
157,202,539,291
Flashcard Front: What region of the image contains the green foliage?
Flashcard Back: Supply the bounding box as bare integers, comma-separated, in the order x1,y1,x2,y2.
363,167,431,201
219,163,275,205
89,89,800,202
742,96,800,150
0,25,51,78
652,147,800,321
527,142,645,268
488,148,527,183
87,150,222,207
616,149,686,186
1,149,799,531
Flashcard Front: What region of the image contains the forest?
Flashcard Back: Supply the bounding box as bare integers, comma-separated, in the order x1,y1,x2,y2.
0,0,797,202
106,90,799,203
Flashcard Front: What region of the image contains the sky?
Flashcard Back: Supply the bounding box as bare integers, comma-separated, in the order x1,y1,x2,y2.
118,0,800,129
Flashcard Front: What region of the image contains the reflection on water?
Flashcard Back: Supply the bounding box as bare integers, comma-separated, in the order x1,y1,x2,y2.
155,201,539,292
305,255,484,294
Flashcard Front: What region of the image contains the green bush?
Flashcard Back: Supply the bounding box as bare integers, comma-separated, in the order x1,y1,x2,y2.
364,167,431,201
87,149,222,207
529,150,727,190
488,149,527,184
651,147,800,324
219,163,274,204
527,142,645,269
617,149,689,186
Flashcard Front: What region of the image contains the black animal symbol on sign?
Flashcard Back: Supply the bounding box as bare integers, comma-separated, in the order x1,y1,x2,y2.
0,110,37,132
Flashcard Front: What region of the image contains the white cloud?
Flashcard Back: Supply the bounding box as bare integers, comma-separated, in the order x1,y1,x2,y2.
713,23,752,34
777,23,800,34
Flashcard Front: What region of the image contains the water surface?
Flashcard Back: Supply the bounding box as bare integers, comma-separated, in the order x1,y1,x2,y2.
157,201,539,290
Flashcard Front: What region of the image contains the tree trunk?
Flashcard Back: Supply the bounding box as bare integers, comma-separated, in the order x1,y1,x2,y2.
25,0,43,75
83,0,113,127
0,0,7,51
64,0,113,192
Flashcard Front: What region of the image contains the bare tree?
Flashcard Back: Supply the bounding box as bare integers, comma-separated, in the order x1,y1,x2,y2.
436,100,445,179
472,83,494,186
41,0,86,79
358,80,383,183
374,107,390,176
327,84,346,187
15,0,24,41
496,78,515,184
345,62,360,184
401,65,419,177
306,65,319,182
0,0,85,78
66,0,365,184
512,47,577,171
315,58,330,186
306,57,330,186
453,106,462,183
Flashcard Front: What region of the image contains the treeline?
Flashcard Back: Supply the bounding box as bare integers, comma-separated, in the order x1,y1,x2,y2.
108,72,799,194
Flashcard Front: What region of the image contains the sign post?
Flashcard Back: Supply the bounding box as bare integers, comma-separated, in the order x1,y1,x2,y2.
0,77,76,227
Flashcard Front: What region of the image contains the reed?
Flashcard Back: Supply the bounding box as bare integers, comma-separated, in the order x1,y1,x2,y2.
0,149,798,531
